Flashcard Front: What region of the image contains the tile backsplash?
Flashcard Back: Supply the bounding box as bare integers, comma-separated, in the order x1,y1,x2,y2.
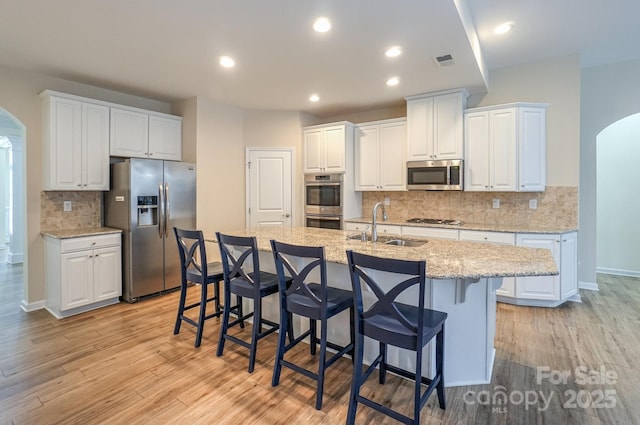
362,186,578,228
41,191,102,231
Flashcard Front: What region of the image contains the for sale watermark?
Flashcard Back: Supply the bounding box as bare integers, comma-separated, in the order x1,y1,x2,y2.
463,365,618,414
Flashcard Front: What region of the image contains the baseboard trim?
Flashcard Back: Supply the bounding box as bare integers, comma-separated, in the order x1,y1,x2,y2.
579,281,599,291
7,252,23,264
596,267,640,278
20,299,45,312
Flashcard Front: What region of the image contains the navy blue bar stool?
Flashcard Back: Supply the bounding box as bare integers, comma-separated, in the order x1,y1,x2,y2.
216,232,283,373
346,250,447,425
173,227,224,348
270,240,354,410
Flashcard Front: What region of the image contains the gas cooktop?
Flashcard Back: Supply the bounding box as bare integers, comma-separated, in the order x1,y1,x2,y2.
406,218,463,226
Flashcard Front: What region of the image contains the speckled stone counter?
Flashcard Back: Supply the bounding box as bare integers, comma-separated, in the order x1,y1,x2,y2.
345,217,577,234
209,226,558,280
41,227,122,239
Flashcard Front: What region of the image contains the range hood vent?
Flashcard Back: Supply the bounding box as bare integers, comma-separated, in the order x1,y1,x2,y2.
434,54,455,67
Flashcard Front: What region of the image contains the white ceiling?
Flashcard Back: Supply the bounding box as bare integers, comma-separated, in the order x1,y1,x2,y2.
1,0,640,119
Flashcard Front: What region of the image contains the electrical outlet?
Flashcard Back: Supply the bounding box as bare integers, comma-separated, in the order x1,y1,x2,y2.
492,199,500,209
63,200,72,212
384,197,390,206
529,199,538,210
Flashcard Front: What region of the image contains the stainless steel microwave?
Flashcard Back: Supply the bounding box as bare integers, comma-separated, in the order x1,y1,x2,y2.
406,159,463,191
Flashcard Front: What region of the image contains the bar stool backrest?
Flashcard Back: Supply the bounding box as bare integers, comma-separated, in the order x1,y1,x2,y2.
216,232,262,290
347,250,427,350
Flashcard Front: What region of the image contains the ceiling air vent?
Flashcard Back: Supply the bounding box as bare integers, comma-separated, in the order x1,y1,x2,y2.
433,54,455,67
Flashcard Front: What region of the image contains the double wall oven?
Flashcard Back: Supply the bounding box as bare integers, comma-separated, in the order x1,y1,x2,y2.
305,174,343,230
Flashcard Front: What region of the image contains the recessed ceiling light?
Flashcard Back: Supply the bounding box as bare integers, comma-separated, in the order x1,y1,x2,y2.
313,17,331,33
309,94,320,102
493,22,513,35
219,56,235,68
385,46,402,58
386,77,400,87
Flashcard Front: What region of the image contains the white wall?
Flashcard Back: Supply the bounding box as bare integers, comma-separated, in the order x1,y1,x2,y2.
194,97,245,240
596,114,640,276
580,59,640,286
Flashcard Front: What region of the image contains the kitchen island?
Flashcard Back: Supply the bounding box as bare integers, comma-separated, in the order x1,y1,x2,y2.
208,226,557,386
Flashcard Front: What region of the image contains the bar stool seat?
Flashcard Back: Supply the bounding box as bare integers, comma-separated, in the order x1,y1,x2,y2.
173,227,224,348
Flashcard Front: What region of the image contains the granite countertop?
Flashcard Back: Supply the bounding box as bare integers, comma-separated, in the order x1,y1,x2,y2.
345,217,577,234
207,227,558,280
41,227,122,239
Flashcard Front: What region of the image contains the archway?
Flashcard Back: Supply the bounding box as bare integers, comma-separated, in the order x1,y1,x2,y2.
0,108,26,303
596,113,640,277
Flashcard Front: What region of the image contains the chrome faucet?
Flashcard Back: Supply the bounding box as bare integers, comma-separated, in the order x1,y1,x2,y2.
371,202,387,242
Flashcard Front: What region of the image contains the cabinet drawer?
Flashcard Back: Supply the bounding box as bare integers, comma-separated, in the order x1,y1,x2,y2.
375,224,401,236
402,226,459,241
60,234,121,253
344,222,369,232
459,230,515,245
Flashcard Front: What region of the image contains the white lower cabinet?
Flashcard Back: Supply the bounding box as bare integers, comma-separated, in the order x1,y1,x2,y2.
403,226,459,241
459,230,516,297
45,233,122,318
514,232,578,305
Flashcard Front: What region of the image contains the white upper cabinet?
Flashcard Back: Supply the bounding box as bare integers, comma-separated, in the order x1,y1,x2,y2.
303,122,353,173
110,107,182,161
355,118,406,191
464,103,547,192
42,92,110,191
148,115,182,160
110,108,148,158
406,89,468,161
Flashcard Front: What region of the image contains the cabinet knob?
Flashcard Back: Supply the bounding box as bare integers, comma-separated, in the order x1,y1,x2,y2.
149,152,153,156
485,185,489,188
77,184,82,187
521,185,525,188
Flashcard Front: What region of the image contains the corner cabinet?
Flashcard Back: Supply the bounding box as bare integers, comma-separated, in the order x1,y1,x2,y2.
464,103,547,192
304,122,354,173
41,92,110,191
110,107,182,161
355,118,406,191
514,232,578,305
44,233,122,319
406,89,468,161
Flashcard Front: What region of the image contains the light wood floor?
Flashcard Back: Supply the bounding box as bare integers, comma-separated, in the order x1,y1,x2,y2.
1,259,639,424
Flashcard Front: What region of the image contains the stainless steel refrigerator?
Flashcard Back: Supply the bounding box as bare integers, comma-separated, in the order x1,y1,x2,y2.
104,158,196,302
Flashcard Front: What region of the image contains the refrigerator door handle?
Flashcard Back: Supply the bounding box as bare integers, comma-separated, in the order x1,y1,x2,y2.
165,182,170,238
158,184,165,239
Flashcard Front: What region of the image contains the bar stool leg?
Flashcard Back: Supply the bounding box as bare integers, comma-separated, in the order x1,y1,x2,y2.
436,326,446,409
248,298,262,373
194,282,208,347
346,331,364,425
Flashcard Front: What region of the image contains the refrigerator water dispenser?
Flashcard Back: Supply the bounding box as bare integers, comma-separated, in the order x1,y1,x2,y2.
137,195,158,227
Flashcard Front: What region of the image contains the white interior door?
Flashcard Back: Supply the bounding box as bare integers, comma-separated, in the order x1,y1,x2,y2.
247,149,293,228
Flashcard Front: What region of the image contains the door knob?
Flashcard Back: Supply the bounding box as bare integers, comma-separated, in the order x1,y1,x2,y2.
283,213,290,218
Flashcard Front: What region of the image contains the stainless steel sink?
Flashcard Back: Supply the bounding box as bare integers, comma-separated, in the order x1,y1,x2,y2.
380,237,426,247
346,233,426,247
